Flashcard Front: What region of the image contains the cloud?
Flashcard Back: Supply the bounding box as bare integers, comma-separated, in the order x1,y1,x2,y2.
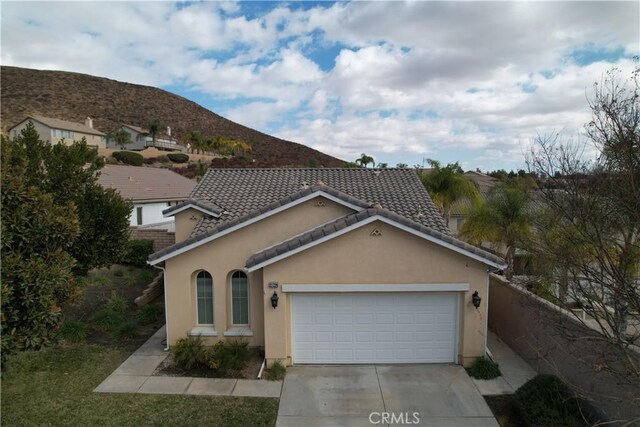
1,1,638,170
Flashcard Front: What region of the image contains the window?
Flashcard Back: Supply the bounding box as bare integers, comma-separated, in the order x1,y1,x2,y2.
54,129,72,139
231,271,249,325
196,271,214,325
136,207,143,225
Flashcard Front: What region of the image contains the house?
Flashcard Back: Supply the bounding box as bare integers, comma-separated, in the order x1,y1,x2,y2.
148,168,506,367
97,165,196,228
9,115,106,148
106,124,185,152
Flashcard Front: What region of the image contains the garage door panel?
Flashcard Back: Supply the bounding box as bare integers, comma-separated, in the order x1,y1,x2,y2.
292,293,458,364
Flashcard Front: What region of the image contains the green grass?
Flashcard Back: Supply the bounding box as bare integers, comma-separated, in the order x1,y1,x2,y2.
267,360,286,381
2,345,279,426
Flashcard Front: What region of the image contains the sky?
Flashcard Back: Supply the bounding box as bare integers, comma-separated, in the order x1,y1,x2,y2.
1,1,638,171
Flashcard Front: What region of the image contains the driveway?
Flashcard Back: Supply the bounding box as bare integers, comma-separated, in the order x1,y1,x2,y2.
277,365,498,426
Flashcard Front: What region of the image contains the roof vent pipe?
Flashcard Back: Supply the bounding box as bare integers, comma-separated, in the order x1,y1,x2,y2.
85,117,93,128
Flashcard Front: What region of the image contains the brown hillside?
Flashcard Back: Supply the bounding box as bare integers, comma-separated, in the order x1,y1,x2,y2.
0,66,344,168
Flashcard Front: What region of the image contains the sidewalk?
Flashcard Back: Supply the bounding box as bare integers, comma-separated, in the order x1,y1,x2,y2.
94,325,282,398
472,330,537,395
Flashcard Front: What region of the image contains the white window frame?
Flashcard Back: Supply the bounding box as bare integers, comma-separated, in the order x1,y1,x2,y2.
195,270,214,326
230,270,249,326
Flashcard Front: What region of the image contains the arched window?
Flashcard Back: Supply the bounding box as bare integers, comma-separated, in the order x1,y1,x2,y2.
195,271,213,325
231,271,249,325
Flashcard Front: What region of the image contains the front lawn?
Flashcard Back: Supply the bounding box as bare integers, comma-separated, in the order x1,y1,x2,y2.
2,344,279,426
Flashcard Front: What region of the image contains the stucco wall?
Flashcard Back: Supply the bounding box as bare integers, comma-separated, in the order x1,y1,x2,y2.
174,209,203,242
262,220,489,366
488,274,640,423
10,119,53,142
163,196,355,347
131,202,173,226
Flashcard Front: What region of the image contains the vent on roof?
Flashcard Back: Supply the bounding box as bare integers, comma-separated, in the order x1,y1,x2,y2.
300,181,309,189
372,170,381,177
415,204,424,218
315,200,325,207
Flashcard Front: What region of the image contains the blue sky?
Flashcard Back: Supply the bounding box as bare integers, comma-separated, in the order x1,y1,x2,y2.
2,1,638,170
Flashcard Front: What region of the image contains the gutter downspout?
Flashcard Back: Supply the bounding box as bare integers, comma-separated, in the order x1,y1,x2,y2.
151,263,170,351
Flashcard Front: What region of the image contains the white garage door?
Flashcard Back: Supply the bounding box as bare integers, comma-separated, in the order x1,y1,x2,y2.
291,293,458,364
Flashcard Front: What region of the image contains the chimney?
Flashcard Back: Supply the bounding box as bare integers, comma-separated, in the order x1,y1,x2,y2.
85,117,93,128
166,126,171,137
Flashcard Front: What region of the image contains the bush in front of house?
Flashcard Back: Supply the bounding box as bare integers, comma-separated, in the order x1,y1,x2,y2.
58,320,88,343
112,151,144,166
122,239,154,267
209,339,249,374
167,153,189,163
172,335,209,370
513,375,585,427
267,360,286,381
466,356,501,380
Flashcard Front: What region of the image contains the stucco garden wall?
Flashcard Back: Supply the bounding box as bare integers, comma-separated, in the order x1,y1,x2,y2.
488,274,640,423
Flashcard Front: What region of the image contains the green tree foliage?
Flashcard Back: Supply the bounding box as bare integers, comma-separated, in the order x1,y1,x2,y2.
146,120,164,148
420,159,480,225
355,153,375,168
459,178,535,280
108,128,132,149
1,124,131,355
112,151,144,166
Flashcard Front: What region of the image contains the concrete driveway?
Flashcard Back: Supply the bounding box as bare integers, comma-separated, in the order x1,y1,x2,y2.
277,365,498,427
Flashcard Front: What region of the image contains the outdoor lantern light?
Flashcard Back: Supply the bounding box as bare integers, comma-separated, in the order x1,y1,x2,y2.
472,291,482,309
271,291,279,309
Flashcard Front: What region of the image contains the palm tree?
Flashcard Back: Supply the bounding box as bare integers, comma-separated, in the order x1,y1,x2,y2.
185,131,202,154
459,178,535,280
146,120,163,148
355,153,375,168
420,159,480,225
108,128,132,150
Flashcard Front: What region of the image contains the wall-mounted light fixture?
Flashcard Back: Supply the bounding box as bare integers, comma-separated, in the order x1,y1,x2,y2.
472,291,481,309
271,291,279,309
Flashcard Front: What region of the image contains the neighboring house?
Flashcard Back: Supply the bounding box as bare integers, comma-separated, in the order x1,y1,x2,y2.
9,115,106,148
107,124,185,152
98,165,196,228
448,171,499,234
149,168,506,367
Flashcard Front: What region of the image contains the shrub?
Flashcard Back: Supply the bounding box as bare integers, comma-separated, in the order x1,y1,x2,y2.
171,336,209,370
113,268,124,277
59,320,88,343
267,360,286,381
466,357,501,380
157,155,170,163
143,157,158,165
90,308,125,332
122,239,154,267
210,339,249,374
112,151,144,166
106,291,127,313
167,153,189,163
92,275,111,287
110,321,138,340
136,304,163,325
513,375,585,427
137,269,155,285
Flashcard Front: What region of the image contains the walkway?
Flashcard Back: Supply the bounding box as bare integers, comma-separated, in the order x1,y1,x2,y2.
94,326,282,398
472,330,537,395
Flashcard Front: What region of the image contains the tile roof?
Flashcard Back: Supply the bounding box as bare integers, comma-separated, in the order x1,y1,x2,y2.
98,165,196,202
246,207,506,269
189,168,449,236
162,198,223,216
148,183,375,262
25,115,106,136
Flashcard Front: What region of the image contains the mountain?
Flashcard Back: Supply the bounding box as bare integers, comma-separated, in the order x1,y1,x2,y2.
0,66,344,168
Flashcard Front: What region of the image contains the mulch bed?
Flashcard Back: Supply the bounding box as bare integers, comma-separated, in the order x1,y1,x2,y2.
155,347,263,379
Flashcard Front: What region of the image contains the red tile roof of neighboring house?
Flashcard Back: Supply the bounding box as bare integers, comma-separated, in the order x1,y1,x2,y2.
98,165,196,202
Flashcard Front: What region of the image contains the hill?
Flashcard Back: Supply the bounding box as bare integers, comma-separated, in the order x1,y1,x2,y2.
0,66,344,168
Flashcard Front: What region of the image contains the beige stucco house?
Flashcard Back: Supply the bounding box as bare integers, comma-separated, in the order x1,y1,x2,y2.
149,168,506,367
9,115,106,148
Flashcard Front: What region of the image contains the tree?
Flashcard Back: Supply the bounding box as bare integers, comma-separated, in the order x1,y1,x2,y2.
355,153,375,168
526,67,640,350
146,120,164,148
185,131,203,154
108,128,132,149
459,178,535,280
420,159,481,225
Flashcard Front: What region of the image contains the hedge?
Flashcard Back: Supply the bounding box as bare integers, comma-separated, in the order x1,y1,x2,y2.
112,151,144,166
513,375,585,427
167,153,189,163
122,239,154,267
